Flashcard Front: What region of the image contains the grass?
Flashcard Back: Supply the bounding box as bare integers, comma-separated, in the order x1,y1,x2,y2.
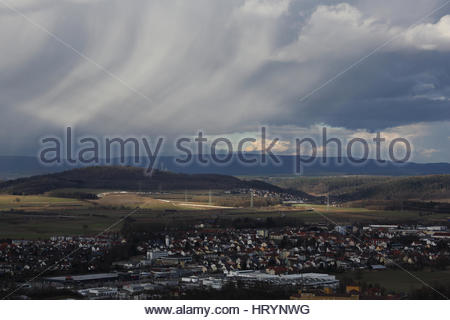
0,195,90,211
0,208,133,239
0,194,82,204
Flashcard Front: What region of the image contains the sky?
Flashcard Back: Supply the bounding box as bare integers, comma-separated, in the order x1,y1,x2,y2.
1,0,450,162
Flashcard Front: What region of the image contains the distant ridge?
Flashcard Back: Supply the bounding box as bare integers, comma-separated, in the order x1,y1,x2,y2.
1,155,450,179
337,174,450,202
0,166,309,196
271,174,450,202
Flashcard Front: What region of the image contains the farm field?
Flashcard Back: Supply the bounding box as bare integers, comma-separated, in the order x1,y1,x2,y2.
0,192,448,239
0,194,91,212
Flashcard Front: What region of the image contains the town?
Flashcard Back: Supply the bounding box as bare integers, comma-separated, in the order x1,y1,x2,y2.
1,222,448,299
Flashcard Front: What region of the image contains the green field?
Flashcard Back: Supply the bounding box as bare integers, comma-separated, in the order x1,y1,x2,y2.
0,195,87,208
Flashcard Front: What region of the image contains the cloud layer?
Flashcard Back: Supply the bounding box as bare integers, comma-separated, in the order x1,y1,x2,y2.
0,0,450,162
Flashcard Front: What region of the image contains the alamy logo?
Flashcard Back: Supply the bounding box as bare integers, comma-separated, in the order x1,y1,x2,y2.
39,127,411,175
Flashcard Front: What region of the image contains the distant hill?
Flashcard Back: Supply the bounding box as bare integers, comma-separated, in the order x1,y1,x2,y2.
269,174,450,202
337,175,450,202
0,166,308,196
2,155,450,179
264,175,390,196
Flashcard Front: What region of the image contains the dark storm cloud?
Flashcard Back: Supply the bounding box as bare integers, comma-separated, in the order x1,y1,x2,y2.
276,51,450,130
0,0,449,161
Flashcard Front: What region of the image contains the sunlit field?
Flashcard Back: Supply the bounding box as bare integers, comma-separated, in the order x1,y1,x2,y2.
0,191,448,240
